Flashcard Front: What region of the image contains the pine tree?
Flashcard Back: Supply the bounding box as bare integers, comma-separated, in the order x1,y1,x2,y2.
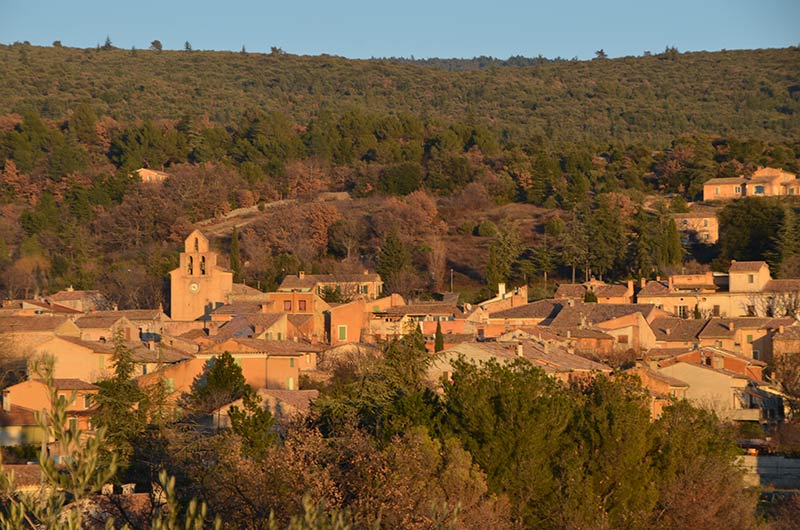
561,211,589,283
485,225,522,288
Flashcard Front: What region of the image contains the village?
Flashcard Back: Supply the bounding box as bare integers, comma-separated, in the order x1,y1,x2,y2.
2,198,800,463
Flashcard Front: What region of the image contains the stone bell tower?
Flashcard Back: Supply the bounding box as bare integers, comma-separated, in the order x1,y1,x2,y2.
169,230,233,321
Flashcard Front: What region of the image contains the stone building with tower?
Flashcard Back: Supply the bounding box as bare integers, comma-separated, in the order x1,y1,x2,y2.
169,230,233,321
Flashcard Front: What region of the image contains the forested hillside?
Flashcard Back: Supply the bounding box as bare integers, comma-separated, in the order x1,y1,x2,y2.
1,44,799,144
0,44,799,307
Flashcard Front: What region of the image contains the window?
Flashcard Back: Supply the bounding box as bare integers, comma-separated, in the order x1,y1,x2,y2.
277,332,282,340
298,300,307,311
735,186,741,193
755,185,765,194
287,377,295,390
703,219,709,227
306,353,310,364
200,256,206,275
284,300,292,311
194,237,199,251
753,350,761,360
790,188,796,195
83,394,91,409
746,334,753,344
618,335,629,344
676,305,688,318
98,356,105,370
748,274,754,284
715,340,723,348
188,256,193,275
338,325,347,341
289,358,295,368
682,220,689,226
69,418,78,432
715,186,720,195
703,234,709,241
712,305,720,317
746,305,756,316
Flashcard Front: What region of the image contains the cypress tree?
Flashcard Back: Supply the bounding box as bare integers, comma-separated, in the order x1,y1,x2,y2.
230,225,243,284
434,321,444,353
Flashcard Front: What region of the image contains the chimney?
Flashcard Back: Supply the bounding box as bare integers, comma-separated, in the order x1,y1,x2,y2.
668,276,674,289
779,325,785,334
665,328,671,336
568,298,575,307
298,271,305,279
147,340,155,351
363,269,369,275
2,393,9,412
627,279,634,292
498,283,506,297
260,303,268,314
656,276,661,282
516,342,523,357
566,330,571,339
729,321,735,331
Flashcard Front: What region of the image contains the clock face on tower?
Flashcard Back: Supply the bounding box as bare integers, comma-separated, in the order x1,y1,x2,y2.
189,281,200,294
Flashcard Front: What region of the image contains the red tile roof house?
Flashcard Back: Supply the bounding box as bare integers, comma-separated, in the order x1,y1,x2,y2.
555,279,635,304
428,339,612,387
278,270,384,301
0,378,99,447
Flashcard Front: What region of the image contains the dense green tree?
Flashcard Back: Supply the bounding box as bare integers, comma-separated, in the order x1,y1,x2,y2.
190,351,253,414
375,229,411,292
718,197,784,268
92,332,151,470
485,224,522,288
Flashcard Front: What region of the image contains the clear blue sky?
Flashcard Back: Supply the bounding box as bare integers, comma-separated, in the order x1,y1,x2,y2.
1,0,798,60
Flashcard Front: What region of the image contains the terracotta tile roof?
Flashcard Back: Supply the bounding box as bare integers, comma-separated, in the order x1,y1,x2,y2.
179,329,208,340
519,343,612,373
645,347,694,360
0,316,73,333
698,318,772,339
549,303,656,328
490,299,563,320
764,279,800,293
214,313,284,341
554,284,586,299
261,389,319,414
650,317,707,342
74,315,127,329
776,326,800,340
630,366,689,387
704,177,746,185
48,289,103,302
383,303,462,317
287,313,313,328
728,261,768,273
89,309,165,321
130,344,194,364
638,280,670,297
280,273,381,291
211,302,263,315
0,405,38,426
552,327,614,339
594,284,631,298
50,378,98,390
231,283,264,296
17,300,82,314
208,338,324,355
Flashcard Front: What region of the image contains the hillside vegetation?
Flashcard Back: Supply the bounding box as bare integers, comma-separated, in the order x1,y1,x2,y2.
1,44,799,144
0,44,799,307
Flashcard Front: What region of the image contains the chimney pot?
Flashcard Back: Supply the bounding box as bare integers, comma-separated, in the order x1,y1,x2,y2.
298,271,305,279
729,321,735,331
779,325,785,334
516,342,523,357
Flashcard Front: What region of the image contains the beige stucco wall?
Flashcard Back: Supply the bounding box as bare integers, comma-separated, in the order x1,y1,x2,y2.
32,337,111,382
657,362,747,419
